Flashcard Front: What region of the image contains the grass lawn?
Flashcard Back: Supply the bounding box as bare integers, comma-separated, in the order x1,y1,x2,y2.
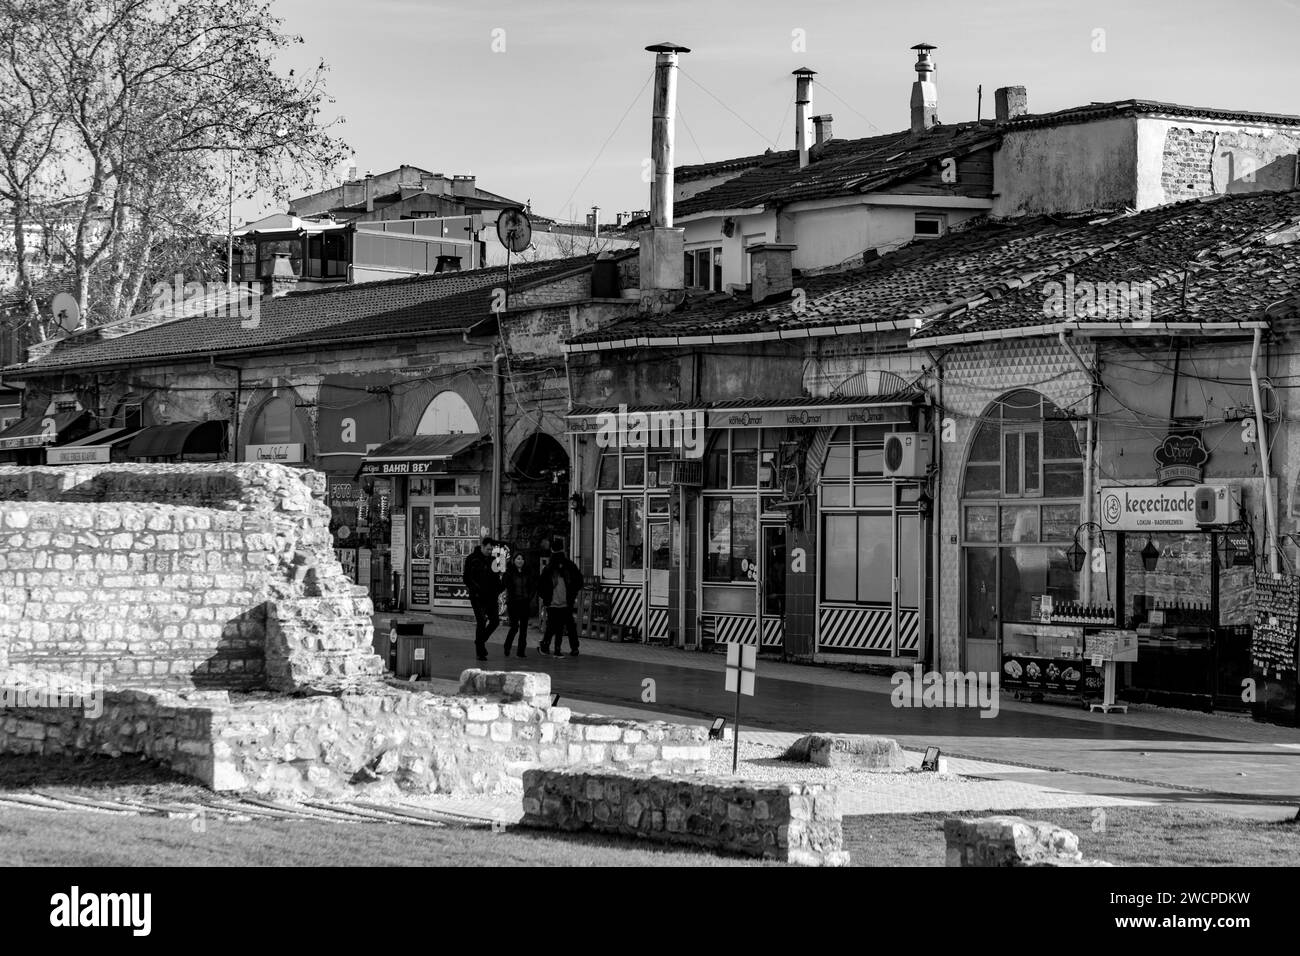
845,806,1300,867
0,809,771,867
5,755,1299,867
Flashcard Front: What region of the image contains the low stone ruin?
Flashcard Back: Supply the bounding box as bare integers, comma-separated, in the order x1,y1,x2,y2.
0,463,709,798
944,815,1114,867
522,767,850,866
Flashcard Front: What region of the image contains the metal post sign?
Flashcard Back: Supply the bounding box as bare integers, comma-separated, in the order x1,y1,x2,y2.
724,643,757,696
724,642,757,774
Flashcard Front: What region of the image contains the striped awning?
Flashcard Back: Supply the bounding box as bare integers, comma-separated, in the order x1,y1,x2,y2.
46,426,143,465
0,410,91,450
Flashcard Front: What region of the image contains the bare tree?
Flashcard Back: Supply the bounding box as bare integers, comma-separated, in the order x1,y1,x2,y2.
0,0,349,338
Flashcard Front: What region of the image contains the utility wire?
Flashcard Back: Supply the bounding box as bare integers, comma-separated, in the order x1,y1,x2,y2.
815,78,887,136
678,69,779,150
557,68,654,223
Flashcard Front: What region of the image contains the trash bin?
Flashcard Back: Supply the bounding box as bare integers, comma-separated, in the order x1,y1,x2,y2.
387,620,427,677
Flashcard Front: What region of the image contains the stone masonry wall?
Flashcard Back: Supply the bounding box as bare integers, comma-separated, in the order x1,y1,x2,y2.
0,668,710,798
521,767,850,866
0,463,381,693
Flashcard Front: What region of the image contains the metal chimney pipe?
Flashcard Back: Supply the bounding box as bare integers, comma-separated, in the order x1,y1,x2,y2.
910,43,939,133
793,67,817,168
647,42,690,228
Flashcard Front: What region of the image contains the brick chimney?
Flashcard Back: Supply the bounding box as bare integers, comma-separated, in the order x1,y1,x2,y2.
995,86,1028,122
364,171,374,212
747,243,796,303
910,43,939,133
813,114,833,149
793,67,816,169
639,42,690,313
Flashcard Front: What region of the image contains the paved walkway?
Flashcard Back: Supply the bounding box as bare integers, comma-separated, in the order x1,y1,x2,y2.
380,612,1300,820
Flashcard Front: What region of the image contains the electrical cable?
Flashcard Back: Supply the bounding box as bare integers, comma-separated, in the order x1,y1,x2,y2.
678,68,779,150
557,68,654,226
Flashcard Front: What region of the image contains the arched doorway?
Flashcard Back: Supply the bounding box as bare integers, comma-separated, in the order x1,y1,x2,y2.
960,388,1084,672
505,432,570,554
245,392,309,463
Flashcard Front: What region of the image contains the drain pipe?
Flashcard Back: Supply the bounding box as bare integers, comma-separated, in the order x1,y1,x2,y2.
923,348,945,671
1249,327,1279,574
1059,331,1098,600
493,352,505,540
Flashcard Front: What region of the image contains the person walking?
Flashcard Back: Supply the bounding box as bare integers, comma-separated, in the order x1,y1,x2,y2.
538,543,583,658
463,534,503,661
501,551,536,658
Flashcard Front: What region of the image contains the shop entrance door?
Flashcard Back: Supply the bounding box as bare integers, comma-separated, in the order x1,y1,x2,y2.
648,515,672,640
762,523,786,629
407,496,433,611
964,548,999,672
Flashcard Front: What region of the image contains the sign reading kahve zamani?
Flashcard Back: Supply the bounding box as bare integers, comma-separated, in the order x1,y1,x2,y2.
245,443,304,463
568,402,911,457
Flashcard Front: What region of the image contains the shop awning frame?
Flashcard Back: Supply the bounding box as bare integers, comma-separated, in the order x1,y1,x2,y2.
564,395,921,433
358,432,487,476
126,420,228,460
46,426,143,464
0,410,92,450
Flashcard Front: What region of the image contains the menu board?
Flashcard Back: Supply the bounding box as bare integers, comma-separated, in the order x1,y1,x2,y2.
434,504,479,606
409,506,432,606
1251,572,1299,676
1001,623,1099,694
1085,629,1140,663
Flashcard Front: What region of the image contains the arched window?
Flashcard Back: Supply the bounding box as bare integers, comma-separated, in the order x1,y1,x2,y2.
417,391,477,435
961,389,1085,649
249,394,306,445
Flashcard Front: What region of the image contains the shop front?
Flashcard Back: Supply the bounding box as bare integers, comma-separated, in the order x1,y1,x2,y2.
359,433,491,613
569,396,931,660
1100,483,1255,710
0,410,94,464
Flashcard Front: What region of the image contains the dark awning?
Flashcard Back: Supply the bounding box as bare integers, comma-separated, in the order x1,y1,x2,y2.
127,420,228,460
359,432,485,476
0,410,91,450
46,426,143,465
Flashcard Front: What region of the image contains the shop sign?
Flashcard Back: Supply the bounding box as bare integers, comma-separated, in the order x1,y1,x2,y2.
709,404,911,430
1100,485,1202,532
1154,433,1207,484
360,459,449,476
47,446,111,465
246,442,304,463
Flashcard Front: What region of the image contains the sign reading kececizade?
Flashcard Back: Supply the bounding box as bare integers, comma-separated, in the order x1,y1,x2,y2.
1099,485,1210,532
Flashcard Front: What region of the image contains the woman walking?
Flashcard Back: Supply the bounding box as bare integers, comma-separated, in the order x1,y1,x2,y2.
502,552,536,658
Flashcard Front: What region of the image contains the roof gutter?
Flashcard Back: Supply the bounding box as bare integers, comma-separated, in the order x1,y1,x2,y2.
563,318,917,353
912,319,1270,348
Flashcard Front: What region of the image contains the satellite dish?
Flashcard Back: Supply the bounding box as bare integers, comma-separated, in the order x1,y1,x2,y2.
496,208,532,254
49,292,82,334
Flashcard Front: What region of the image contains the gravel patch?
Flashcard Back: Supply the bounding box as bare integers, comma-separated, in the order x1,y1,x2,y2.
704,741,1156,815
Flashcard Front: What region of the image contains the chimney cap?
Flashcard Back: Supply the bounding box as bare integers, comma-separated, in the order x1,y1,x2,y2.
813,113,833,121
645,41,690,53
791,66,817,76
910,42,937,51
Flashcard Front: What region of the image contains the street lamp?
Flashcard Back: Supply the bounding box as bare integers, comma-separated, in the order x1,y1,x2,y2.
1068,522,1105,573
1141,536,1160,572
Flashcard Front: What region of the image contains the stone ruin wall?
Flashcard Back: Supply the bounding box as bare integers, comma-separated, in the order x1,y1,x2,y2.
0,463,382,694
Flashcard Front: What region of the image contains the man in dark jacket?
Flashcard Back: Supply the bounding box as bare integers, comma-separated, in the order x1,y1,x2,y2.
463,535,503,661
538,543,584,658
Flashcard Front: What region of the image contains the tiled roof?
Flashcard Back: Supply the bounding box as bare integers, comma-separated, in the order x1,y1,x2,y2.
675,122,999,217
1002,99,1300,131
673,99,1300,220
567,190,1300,348
7,256,600,374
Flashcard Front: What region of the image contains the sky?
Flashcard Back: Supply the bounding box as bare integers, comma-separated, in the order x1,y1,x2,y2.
263,0,1300,225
